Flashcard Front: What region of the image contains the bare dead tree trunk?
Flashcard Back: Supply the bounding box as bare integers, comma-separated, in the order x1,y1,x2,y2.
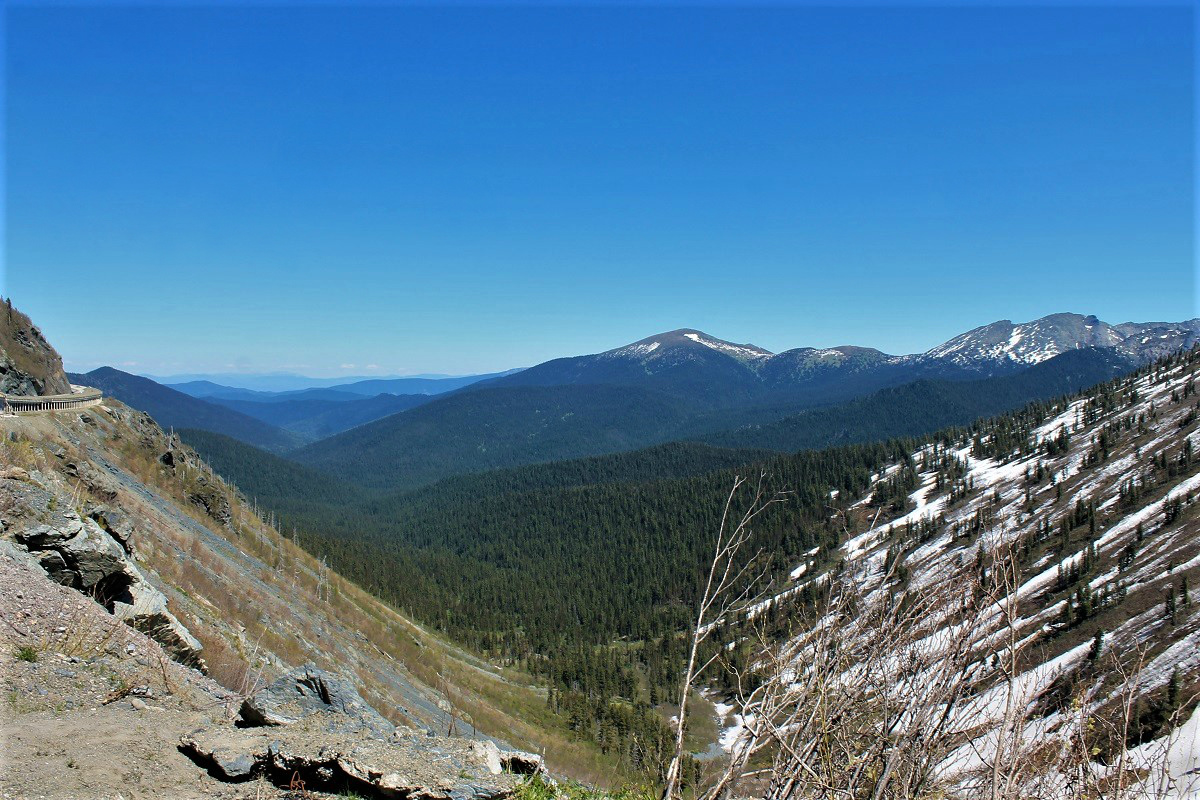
702,544,1002,800
662,474,780,800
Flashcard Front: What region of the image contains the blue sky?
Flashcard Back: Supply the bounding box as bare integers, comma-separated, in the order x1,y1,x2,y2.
4,2,1195,377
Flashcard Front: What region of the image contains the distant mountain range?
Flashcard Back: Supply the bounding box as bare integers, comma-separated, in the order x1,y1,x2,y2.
146,370,502,392
70,368,439,449
71,367,305,453
165,370,523,399
205,392,433,441
923,313,1198,368
477,313,1200,407
75,313,1199,491
292,313,1194,490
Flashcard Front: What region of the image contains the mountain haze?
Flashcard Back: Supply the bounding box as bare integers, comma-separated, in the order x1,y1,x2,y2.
70,367,303,453
206,392,433,440
167,369,524,399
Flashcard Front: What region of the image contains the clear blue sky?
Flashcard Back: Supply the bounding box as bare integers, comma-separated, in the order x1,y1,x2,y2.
4,2,1195,377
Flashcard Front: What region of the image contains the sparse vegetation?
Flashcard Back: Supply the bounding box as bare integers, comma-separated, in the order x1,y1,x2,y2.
514,775,656,800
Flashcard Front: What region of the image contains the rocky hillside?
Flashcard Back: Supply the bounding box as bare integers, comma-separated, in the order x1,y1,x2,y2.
712,346,1200,796
0,389,618,796
0,298,71,396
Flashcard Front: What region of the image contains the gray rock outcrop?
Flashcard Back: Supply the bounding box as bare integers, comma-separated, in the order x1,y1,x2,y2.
0,301,73,396
113,579,205,669
85,504,136,553
239,664,394,738
63,459,122,502
0,352,44,396
181,665,545,797
1,476,204,669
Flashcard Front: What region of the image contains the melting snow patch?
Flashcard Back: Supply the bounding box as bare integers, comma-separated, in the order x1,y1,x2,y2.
682,333,771,360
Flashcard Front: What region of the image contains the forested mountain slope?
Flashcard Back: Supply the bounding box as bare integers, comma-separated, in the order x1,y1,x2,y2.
176,428,366,510
696,346,1134,450
290,347,1134,492
708,346,1200,797
186,428,772,512
293,315,1188,491
186,345,1155,672
291,383,704,490
237,348,1200,784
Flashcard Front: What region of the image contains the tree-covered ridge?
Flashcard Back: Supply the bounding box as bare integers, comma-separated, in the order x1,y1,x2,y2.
180,429,770,511
291,383,706,491
693,346,1135,450
73,367,303,454
176,428,365,509
722,345,1200,794
288,347,1134,494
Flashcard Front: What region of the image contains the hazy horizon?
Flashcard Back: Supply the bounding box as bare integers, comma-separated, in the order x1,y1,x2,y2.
55,310,1200,387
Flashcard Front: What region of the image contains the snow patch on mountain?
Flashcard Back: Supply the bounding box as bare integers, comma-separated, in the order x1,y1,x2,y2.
924,315,1200,371
717,349,1200,787
612,341,661,357
682,333,772,361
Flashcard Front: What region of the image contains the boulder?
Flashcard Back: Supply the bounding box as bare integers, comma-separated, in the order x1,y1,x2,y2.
179,729,267,781
180,720,537,798
112,579,206,670
188,480,233,528
12,506,133,592
53,518,132,591
0,538,46,572
0,466,30,481
87,505,136,552
15,517,85,549
36,549,73,584
185,666,549,796
240,665,393,738
471,740,504,776
64,460,121,501
502,750,545,776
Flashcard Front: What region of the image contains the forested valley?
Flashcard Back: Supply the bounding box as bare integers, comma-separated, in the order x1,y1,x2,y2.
175,348,1166,780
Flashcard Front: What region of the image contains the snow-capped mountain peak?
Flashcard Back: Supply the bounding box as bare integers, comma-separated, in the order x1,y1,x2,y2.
601,329,773,364
922,313,1199,370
